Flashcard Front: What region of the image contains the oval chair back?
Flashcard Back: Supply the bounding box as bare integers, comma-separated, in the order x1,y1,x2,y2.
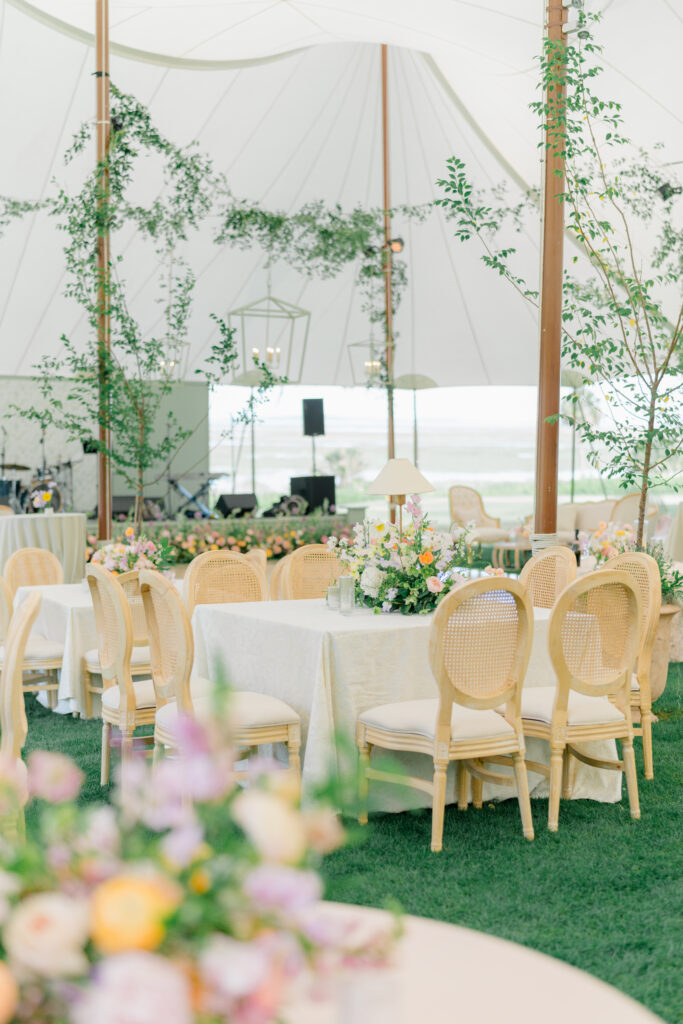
282,544,341,600
86,563,136,727
4,547,64,598
139,569,194,713
548,571,640,711
429,576,534,727
0,507,15,517
0,590,41,764
244,549,267,576
0,577,13,643
603,552,661,670
519,545,577,609
185,550,268,616
269,553,293,600
448,486,498,529
118,569,148,648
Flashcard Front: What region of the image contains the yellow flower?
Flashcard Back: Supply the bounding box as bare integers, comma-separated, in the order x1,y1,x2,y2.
42,492,52,503
91,874,181,954
616,529,625,537
125,526,135,538
188,868,211,895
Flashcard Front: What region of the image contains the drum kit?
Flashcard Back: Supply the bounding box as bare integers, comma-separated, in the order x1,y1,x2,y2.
0,430,74,514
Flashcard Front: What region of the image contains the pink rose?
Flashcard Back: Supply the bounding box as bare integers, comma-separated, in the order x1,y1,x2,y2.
27,751,83,803
426,576,444,594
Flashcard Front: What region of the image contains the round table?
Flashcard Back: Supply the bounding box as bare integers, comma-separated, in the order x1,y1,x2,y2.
0,512,86,583
287,904,662,1023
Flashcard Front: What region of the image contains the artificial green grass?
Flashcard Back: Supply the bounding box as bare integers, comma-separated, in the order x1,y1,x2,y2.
21,663,683,1023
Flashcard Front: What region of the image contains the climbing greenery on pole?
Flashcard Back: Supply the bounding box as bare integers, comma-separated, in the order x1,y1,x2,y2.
437,12,682,546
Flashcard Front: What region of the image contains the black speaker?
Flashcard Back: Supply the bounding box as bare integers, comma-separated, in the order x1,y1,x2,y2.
303,398,325,437
216,492,257,518
111,496,165,518
290,475,336,514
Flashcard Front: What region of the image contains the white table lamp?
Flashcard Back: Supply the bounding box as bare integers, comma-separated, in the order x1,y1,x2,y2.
366,458,435,534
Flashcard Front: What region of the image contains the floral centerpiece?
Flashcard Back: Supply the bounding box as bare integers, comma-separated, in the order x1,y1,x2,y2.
90,526,173,575
330,496,471,615
0,706,398,1023
582,521,635,564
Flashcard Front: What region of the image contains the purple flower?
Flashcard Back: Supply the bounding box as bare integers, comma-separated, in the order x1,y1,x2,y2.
160,823,205,870
73,952,193,1024
244,865,322,918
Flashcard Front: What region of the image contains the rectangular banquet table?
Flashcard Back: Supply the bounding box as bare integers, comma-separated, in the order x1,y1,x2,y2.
192,599,622,811
0,512,86,583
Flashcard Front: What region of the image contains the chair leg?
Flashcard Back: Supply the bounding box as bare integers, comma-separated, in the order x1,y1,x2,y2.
357,732,371,826
512,752,534,841
471,776,483,810
48,672,58,709
641,709,654,780
153,738,165,765
83,666,93,719
548,744,564,832
431,759,449,852
287,727,301,782
561,748,573,799
101,722,111,785
121,729,133,769
456,761,469,810
622,739,641,820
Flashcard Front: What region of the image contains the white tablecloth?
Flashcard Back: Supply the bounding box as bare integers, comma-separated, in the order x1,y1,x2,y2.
0,513,86,583
192,599,621,810
664,501,683,562
14,583,96,714
288,904,662,1024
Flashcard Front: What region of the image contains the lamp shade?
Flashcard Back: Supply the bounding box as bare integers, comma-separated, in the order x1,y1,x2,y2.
366,458,435,496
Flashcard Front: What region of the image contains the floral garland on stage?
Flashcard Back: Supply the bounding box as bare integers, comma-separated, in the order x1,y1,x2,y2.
0,704,398,1023
329,496,471,615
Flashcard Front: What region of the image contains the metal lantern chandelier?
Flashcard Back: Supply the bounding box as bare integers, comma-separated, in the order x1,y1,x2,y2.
228,272,310,387
347,334,384,387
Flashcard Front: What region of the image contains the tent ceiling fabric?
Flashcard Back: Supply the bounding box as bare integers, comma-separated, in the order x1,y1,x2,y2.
0,0,680,387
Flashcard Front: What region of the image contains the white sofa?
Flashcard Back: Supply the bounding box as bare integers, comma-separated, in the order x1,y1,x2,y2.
524,493,656,544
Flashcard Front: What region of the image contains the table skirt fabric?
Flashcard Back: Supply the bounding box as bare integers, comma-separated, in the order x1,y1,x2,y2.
0,513,86,583
192,600,621,811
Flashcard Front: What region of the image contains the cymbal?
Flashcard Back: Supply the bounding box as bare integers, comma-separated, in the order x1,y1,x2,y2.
0,463,30,471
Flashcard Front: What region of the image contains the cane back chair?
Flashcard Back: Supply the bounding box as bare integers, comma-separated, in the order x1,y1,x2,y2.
448,486,508,543
0,577,63,708
519,545,577,609
357,577,535,851
140,569,301,777
281,544,342,600
82,569,153,718
185,550,268,617
0,591,41,841
603,552,661,779
4,547,64,598
518,571,641,831
86,563,158,784
269,553,293,600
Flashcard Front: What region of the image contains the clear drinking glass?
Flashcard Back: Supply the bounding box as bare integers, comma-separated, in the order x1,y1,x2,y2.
327,583,340,610
339,575,355,615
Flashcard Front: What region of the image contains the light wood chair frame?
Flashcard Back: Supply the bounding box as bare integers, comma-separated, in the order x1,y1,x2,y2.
82,568,153,719
4,547,64,598
0,506,15,517
269,553,294,600
139,569,301,778
520,570,641,831
448,485,501,530
87,563,157,785
0,577,61,709
357,577,535,851
185,550,268,616
603,551,661,779
281,544,342,600
519,545,578,609
0,591,41,841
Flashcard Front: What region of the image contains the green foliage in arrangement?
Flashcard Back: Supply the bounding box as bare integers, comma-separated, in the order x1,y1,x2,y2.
437,12,683,547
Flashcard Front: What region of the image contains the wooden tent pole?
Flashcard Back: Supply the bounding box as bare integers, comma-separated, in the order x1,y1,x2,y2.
96,0,112,541
533,0,566,545
381,43,397,521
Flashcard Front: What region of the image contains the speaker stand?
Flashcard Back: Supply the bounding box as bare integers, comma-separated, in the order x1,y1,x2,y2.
311,435,317,476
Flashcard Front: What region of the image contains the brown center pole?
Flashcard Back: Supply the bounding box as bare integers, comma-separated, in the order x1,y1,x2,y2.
533,0,566,544
96,0,112,541
381,43,397,523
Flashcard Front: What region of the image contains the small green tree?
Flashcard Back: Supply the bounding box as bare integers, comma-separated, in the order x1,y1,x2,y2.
437,14,682,545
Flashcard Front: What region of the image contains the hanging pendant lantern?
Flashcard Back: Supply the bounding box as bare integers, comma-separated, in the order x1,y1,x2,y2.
347,334,383,387
228,272,310,386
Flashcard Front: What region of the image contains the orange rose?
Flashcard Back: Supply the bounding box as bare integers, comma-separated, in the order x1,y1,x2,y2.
91,874,181,954
0,962,17,1023
419,550,434,565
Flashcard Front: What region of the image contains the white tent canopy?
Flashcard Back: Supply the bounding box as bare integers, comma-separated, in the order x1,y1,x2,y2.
0,0,680,387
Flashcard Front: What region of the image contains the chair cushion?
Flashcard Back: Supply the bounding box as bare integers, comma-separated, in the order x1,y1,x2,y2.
520,686,626,727
470,527,510,544
155,688,299,735
101,678,157,711
359,698,515,744
84,645,151,671
631,674,640,692
556,505,577,533
0,634,64,664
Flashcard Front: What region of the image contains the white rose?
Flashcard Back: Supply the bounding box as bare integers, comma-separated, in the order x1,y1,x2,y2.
232,790,307,864
4,892,90,979
360,565,385,599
